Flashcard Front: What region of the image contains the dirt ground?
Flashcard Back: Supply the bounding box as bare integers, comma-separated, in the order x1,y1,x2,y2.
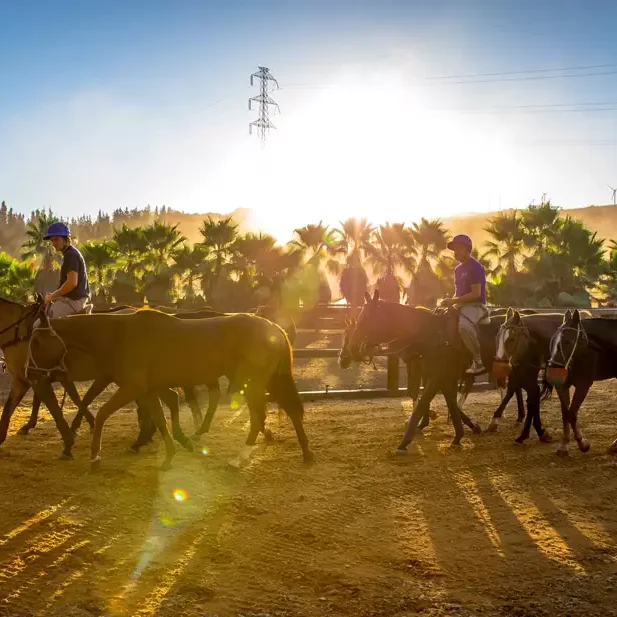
3,348,617,616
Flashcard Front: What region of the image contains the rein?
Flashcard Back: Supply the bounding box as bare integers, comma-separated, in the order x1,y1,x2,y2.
0,303,41,350
26,309,69,376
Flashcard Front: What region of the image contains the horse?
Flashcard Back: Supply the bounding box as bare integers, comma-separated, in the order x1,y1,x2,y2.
546,309,617,456
12,305,297,450
347,291,481,451
29,309,312,470
489,308,560,444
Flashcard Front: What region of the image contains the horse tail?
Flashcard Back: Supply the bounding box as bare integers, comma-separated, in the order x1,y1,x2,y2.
267,329,304,420
540,377,553,402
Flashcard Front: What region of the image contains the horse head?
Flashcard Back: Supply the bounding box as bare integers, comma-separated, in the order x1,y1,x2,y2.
493,308,531,379
547,309,587,382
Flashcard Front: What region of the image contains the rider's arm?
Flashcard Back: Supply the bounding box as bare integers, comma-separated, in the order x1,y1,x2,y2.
50,271,78,301
453,283,482,304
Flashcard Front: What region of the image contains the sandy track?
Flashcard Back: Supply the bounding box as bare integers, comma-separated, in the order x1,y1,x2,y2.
2,374,617,616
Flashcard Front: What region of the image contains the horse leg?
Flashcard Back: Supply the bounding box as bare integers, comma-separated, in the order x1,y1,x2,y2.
191,381,221,439
514,382,539,444
397,380,440,452
569,381,592,453
69,376,111,433
487,381,517,432
556,385,572,457
159,388,193,452
442,382,465,446
182,385,203,431
0,378,30,444
228,389,266,469
29,376,74,459
515,387,525,423
130,400,156,452
143,392,177,471
90,387,141,471
18,393,41,435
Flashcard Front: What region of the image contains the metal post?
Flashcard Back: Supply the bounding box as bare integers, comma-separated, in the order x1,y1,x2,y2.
386,355,399,394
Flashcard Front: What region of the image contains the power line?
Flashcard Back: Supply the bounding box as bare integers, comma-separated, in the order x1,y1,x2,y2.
440,69,617,85
429,63,617,80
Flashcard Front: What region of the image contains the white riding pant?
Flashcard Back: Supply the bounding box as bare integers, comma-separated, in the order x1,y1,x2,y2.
34,296,92,328
458,304,488,364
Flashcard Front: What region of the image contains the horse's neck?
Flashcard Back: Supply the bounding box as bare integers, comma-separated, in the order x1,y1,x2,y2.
384,305,433,341
0,302,25,336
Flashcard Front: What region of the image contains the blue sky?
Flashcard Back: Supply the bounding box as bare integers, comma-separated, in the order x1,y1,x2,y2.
2,0,617,238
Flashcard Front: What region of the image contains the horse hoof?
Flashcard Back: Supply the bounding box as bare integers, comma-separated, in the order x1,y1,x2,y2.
472,424,482,435
264,429,275,444
540,431,553,444
515,418,524,424
449,440,462,449
90,459,102,472
129,443,141,453
17,426,30,435
227,458,242,470
485,423,498,434
190,432,204,442
303,450,315,464
160,461,173,472
59,451,73,460
556,448,569,458
395,448,408,456
514,437,525,445
578,439,591,453
607,445,617,455
181,439,194,453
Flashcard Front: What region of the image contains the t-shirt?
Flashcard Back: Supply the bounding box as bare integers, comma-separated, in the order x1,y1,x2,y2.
454,256,486,304
59,245,90,300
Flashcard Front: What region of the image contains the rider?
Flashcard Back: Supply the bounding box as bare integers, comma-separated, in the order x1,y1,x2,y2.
42,222,92,318
439,234,487,375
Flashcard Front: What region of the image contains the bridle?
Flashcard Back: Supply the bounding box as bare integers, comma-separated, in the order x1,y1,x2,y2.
549,322,586,370
0,301,43,350
495,321,531,367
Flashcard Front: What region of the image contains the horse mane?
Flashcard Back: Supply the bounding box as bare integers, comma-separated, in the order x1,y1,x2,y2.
0,296,27,308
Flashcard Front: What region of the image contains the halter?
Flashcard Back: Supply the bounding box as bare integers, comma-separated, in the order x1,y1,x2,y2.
0,303,41,350
549,323,586,370
496,321,531,367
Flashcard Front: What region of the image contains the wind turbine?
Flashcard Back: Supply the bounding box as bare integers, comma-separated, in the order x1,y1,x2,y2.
608,184,617,206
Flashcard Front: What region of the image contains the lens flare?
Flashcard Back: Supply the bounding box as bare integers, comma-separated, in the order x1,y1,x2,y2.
173,489,188,503
201,447,209,456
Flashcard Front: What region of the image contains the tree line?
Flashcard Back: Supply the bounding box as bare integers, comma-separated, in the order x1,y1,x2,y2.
0,196,615,311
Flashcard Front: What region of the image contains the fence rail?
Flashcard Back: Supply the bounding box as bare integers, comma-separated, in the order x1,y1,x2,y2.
288,305,617,402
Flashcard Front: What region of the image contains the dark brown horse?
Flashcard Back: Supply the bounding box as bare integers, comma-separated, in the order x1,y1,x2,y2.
348,291,480,451
546,309,617,456
29,309,312,470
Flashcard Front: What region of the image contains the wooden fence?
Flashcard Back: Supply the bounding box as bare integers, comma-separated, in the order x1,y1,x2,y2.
289,305,617,402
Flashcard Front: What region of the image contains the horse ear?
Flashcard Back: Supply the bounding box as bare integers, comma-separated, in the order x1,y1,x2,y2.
572,309,581,325
563,309,572,323
505,307,513,320
512,310,521,323
364,291,371,304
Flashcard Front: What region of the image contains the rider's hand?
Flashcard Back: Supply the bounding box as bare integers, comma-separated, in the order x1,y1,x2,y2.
44,293,54,305
440,297,453,307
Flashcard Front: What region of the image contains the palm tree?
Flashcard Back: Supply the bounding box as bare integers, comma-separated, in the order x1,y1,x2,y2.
80,240,118,303
520,197,562,254
110,224,148,305
410,218,449,265
198,216,240,306
22,210,62,296
172,245,209,305
289,222,339,307
141,221,186,271
0,253,36,302
482,211,525,277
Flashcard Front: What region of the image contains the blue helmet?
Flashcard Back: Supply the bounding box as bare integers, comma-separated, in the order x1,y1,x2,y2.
43,221,71,240
447,234,473,251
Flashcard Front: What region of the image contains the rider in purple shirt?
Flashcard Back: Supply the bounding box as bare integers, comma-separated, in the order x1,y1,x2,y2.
440,234,488,375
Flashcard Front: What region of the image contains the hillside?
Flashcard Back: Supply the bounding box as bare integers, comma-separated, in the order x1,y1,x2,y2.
443,204,617,251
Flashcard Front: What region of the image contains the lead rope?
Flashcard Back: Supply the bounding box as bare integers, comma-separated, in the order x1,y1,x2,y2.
26,308,69,376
